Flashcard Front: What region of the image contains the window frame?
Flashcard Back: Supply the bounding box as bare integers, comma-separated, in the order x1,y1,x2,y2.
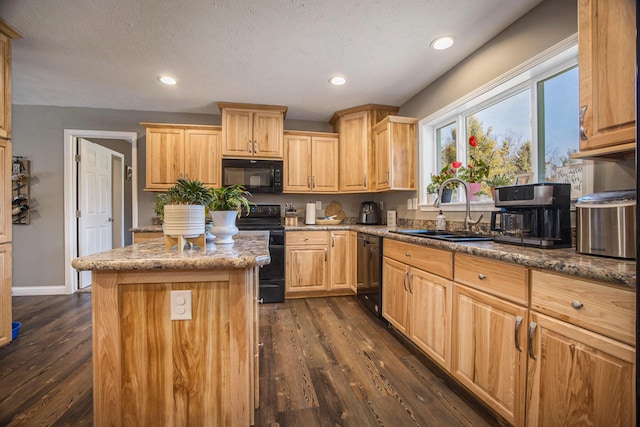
418,35,591,212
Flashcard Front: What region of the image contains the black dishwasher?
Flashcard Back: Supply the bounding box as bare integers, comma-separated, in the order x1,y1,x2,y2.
356,233,383,319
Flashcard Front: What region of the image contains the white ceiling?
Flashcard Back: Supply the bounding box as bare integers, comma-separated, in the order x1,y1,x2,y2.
0,0,542,122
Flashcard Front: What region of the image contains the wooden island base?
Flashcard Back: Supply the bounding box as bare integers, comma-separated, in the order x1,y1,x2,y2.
92,267,259,427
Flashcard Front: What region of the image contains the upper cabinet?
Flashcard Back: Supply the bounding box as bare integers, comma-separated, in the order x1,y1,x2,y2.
218,102,287,159
0,21,22,141
283,131,339,193
330,104,399,193
142,123,222,191
373,116,417,191
577,0,636,156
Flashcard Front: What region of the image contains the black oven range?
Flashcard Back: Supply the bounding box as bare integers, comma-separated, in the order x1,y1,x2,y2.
236,204,284,303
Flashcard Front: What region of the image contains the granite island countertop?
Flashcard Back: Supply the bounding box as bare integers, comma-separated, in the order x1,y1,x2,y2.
72,234,270,271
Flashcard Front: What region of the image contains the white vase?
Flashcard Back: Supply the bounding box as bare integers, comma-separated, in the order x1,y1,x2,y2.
163,205,205,238
209,210,239,244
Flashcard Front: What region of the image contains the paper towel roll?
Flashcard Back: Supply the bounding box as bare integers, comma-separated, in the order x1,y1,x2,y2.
305,203,316,225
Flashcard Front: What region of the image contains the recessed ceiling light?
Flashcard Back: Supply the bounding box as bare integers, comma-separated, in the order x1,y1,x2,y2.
430,36,455,50
329,76,346,86
159,76,177,85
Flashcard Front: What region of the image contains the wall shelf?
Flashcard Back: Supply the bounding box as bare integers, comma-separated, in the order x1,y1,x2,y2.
12,157,30,224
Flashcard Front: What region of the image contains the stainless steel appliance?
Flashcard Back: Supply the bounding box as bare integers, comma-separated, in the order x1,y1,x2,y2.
357,201,381,225
222,159,283,193
491,183,571,248
236,204,285,302
356,233,384,320
576,190,636,259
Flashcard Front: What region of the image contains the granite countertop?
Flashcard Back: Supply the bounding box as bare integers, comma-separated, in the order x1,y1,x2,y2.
131,223,636,288
72,234,270,271
287,224,637,288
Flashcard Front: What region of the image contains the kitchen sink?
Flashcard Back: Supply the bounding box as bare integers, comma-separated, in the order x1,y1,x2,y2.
390,229,493,242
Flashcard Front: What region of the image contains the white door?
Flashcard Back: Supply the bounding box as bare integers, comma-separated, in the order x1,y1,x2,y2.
78,138,113,288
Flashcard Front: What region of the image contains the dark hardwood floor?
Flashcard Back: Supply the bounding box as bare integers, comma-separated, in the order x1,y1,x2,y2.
1,294,500,426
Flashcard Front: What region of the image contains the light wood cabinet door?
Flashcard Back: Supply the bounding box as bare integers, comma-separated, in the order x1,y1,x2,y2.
578,0,636,151
329,231,350,290
311,136,339,192
184,128,221,188
338,111,369,192
373,116,417,191
452,284,527,426
145,127,184,190
381,256,409,336
526,311,635,427
252,111,283,158
285,245,327,293
0,244,12,348
0,31,9,140
283,134,312,192
0,138,10,243
221,109,254,157
410,269,452,371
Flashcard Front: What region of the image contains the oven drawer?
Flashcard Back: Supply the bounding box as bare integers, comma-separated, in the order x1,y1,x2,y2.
286,231,329,245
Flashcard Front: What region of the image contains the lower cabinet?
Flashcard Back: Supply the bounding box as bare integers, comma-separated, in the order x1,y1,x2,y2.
527,269,636,426
285,230,353,297
452,284,527,426
382,239,453,370
526,312,635,427
0,243,12,348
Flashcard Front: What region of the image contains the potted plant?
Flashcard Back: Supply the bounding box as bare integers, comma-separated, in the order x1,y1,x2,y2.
484,173,513,200
208,184,253,244
155,177,213,240
459,135,491,201
428,162,460,203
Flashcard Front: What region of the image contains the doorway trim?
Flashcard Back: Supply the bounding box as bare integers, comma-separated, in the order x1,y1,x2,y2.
64,129,138,294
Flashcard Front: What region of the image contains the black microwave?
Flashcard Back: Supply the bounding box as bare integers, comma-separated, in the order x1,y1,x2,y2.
221,159,283,193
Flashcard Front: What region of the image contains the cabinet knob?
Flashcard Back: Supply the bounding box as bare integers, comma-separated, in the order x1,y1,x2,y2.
305,237,309,241
571,300,584,310
258,298,264,304
405,252,411,257
478,273,487,280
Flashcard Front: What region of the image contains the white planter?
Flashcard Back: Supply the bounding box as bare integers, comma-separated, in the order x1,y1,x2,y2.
209,210,239,244
163,205,206,238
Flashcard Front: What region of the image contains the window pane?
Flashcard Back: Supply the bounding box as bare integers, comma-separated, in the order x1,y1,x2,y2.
436,121,457,171
538,66,580,184
465,90,532,193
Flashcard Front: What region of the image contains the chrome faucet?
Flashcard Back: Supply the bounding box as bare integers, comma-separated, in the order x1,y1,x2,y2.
434,177,483,232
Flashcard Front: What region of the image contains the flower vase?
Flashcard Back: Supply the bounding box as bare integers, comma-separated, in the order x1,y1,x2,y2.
209,210,239,244
163,205,205,238
440,188,453,203
468,182,482,201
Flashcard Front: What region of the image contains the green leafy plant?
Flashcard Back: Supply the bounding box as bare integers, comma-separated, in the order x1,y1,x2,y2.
427,162,461,194
484,173,513,188
154,178,214,221
209,184,254,217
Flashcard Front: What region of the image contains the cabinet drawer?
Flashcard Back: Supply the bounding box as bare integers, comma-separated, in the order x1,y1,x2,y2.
454,254,528,305
286,231,328,245
384,239,452,279
531,270,635,345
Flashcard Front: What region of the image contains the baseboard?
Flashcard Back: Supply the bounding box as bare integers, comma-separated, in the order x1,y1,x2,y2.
12,286,68,296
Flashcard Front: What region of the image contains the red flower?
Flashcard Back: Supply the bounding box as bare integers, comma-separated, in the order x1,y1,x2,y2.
452,161,462,169
469,135,478,147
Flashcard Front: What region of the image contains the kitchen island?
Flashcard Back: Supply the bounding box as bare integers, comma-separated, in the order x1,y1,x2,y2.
72,235,270,427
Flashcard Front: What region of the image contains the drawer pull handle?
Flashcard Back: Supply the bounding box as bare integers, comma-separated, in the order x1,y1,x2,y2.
258,342,264,347
514,316,523,352
405,252,411,257
579,105,588,141
528,322,537,360
478,273,486,280
571,300,584,310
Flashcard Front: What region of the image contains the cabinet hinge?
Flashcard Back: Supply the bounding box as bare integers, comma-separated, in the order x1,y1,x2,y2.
76,210,81,218
75,154,81,162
